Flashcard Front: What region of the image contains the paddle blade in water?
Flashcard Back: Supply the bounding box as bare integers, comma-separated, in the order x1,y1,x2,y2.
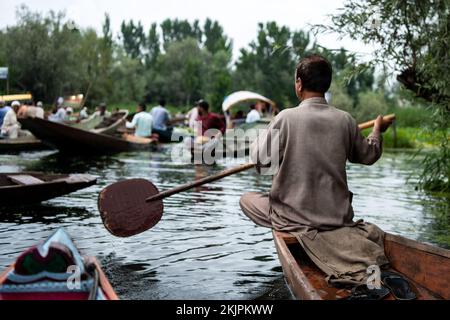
98,179,164,237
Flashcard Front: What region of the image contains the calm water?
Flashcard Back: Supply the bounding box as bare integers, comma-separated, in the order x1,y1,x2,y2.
0,147,448,300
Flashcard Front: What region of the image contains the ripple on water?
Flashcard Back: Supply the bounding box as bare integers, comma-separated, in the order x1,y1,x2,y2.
0,147,448,299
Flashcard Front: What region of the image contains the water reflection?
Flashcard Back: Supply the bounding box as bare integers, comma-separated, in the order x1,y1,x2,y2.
0,147,449,300
0,205,92,224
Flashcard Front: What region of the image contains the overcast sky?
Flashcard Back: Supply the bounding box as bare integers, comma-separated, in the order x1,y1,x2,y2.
0,0,374,60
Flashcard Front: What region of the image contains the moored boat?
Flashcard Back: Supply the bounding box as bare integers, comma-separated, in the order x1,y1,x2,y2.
0,135,46,152
0,228,118,300
273,231,450,300
0,172,96,206
91,110,129,135
19,117,156,154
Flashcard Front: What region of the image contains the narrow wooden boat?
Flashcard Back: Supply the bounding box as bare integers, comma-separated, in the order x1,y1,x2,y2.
19,117,156,154
0,135,46,152
91,110,129,135
273,231,450,300
188,120,270,160
71,114,104,131
0,228,118,300
0,172,96,206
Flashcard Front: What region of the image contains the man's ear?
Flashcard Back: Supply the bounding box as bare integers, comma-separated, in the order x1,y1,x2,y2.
295,79,302,98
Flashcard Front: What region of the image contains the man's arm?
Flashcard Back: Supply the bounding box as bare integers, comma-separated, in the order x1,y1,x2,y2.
349,115,392,165
250,115,284,175
126,114,138,129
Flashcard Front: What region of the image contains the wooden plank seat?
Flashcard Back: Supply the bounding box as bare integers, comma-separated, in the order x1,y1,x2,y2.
8,175,44,186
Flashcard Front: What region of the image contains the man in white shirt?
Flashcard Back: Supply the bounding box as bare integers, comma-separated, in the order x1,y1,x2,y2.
79,107,89,120
246,104,261,124
126,103,153,138
1,101,21,139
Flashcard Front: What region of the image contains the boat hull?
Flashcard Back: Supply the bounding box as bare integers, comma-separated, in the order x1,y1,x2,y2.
273,231,450,300
0,172,96,206
19,117,152,154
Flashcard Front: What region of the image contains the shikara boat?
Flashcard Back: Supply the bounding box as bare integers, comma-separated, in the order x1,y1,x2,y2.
91,110,129,135
273,231,450,300
0,228,118,300
71,114,104,131
188,119,271,161
19,117,156,154
0,135,46,152
0,172,96,206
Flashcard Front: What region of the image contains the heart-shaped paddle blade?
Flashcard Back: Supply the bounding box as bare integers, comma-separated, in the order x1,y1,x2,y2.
98,179,164,237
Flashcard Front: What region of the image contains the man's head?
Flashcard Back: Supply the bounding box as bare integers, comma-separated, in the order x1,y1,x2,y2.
37,101,43,108
0,100,5,108
250,104,256,110
159,98,166,107
196,100,209,116
11,101,21,112
295,54,332,101
137,102,147,113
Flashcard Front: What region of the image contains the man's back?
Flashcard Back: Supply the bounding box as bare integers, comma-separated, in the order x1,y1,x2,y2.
151,106,170,130
133,112,153,137
198,112,225,135
251,97,382,231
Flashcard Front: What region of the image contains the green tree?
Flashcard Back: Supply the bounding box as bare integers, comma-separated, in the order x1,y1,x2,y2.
120,20,146,61
160,19,202,49
203,19,232,54
320,0,450,191
158,38,209,106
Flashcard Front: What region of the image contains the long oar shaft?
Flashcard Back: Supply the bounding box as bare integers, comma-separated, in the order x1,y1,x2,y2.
359,114,395,130
145,163,255,202
145,114,395,203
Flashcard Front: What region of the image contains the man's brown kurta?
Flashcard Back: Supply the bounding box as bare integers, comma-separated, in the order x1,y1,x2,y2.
242,97,382,232
240,97,389,285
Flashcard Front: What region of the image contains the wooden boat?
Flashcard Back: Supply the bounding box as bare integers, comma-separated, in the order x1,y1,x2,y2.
19,117,156,154
91,110,129,135
0,172,96,206
273,231,450,300
0,135,46,152
71,114,104,131
69,110,128,135
0,228,118,300
188,119,271,160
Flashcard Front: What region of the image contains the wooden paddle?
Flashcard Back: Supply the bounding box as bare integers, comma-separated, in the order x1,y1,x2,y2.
98,114,395,237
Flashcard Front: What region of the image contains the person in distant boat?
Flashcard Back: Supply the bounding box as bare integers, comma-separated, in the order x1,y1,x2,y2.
48,104,68,123
79,106,89,120
196,100,226,137
17,101,44,119
1,101,21,139
94,103,111,118
186,106,199,132
245,104,261,124
150,99,170,134
240,54,393,285
126,103,153,138
56,97,64,108
0,100,12,128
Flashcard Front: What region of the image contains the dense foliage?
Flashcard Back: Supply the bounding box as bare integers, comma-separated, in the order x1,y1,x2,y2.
317,0,449,192
1,5,381,114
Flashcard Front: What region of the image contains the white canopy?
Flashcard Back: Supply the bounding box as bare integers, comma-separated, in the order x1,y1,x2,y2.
222,91,275,113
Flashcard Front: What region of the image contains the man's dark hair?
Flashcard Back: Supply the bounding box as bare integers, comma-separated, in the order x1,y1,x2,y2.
250,104,256,110
295,55,332,94
196,100,209,112
159,98,166,107
138,102,147,111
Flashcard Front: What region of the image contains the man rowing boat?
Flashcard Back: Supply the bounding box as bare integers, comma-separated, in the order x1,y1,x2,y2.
240,54,393,285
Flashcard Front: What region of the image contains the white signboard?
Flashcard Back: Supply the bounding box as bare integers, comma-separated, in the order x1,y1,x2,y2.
0,67,8,80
